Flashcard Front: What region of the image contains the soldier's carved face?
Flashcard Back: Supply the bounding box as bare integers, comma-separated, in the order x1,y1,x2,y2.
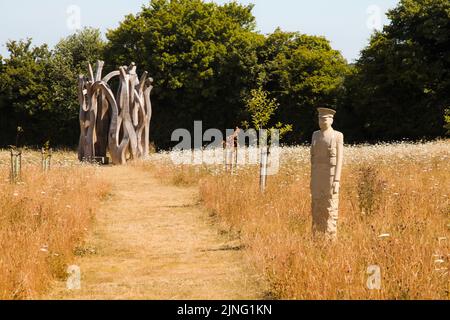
319,117,333,130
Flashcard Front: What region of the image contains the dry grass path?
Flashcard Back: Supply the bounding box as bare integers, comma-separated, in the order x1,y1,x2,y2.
45,165,262,300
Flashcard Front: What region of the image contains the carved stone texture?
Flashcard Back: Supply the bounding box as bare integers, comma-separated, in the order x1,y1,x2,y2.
78,61,154,165
310,108,344,240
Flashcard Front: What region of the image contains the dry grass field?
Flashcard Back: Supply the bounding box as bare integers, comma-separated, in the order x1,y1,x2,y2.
1,141,448,300
44,165,262,300
0,150,109,299
147,140,450,299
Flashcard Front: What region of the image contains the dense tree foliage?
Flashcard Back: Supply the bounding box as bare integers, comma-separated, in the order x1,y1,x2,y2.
105,0,263,149
338,0,450,142
0,40,52,146
243,87,292,138
48,28,105,145
0,0,448,149
104,0,349,148
257,29,350,143
0,28,104,147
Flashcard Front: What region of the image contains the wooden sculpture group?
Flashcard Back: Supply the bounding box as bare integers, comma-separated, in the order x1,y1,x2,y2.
77,61,153,165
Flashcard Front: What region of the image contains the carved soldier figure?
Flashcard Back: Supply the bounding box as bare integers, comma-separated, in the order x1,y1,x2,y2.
310,108,344,240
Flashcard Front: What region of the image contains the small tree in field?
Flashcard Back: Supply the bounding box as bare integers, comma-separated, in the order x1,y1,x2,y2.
244,87,292,146
244,88,292,191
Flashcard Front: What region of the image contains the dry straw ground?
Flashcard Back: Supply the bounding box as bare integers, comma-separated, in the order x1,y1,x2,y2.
0,150,109,299
148,140,450,299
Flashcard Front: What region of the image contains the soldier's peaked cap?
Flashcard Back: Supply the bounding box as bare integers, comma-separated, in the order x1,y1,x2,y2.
317,107,336,118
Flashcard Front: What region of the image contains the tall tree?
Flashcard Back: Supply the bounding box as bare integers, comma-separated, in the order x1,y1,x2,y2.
105,0,264,149
49,27,106,145
0,40,52,146
0,28,105,147
339,0,450,142
257,29,350,143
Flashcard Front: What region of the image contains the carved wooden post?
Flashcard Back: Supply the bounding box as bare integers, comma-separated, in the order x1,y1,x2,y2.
259,146,268,192
142,77,154,158
233,145,238,174
41,147,52,172
225,146,233,173
223,141,227,172
10,149,14,183
10,148,22,183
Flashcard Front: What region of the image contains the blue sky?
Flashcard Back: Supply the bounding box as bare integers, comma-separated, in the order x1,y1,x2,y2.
0,0,400,62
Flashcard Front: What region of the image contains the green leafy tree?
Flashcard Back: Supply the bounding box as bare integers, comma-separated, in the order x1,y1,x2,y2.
0,29,105,147
339,0,450,141
0,2,350,149
257,29,350,143
243,87,292,144
48,27,106,145
245,88,279,131
105,0,264,149
242,87,292,148
244,87,291,192
0,39,52,146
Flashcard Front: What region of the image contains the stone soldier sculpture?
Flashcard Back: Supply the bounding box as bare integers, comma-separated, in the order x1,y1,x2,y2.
310,108,344,240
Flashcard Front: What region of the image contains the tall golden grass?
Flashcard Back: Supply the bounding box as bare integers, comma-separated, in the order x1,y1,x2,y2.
0,150,109,299
148,141,450,299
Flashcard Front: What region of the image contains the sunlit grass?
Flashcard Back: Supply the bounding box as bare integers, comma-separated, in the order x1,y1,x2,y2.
0,150,110,299
146,140,450,299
